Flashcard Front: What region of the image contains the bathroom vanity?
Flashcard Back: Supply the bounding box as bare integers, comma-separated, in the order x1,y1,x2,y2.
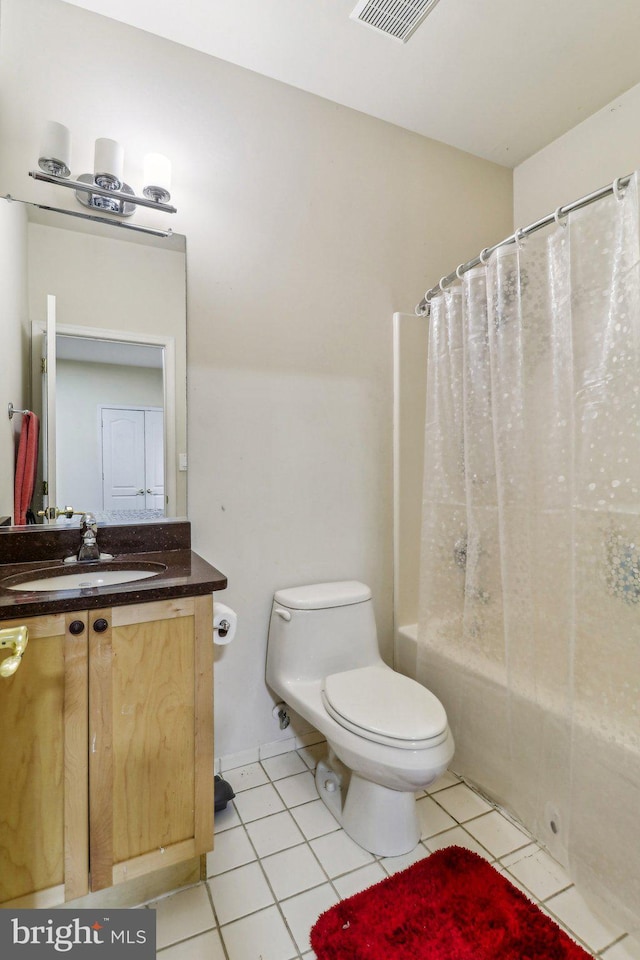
0,520,226,908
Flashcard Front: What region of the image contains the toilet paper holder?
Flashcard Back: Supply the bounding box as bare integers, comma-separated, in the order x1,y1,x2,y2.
213,602,238,645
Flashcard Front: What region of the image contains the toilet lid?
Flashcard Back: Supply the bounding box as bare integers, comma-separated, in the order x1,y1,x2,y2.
322,666,448,744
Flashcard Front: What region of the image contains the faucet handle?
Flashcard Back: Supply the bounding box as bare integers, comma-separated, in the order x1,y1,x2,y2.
37,505,76,520
80,514,98,539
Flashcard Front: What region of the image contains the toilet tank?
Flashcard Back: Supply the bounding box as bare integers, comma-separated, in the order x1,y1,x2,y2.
266,581,382,691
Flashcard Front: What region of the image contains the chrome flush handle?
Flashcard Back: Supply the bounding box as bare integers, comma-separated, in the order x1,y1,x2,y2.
274,607,292,621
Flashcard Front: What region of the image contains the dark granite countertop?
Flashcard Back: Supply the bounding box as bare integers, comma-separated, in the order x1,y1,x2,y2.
0,520,227,621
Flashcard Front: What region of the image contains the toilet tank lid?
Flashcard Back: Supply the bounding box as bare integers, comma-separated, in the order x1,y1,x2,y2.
274,581,371,610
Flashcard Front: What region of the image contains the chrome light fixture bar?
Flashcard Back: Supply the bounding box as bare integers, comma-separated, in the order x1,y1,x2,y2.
29,200,174,239
29,169,177,214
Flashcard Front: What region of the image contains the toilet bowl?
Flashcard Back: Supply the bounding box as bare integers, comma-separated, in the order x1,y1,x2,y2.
266,581,454,857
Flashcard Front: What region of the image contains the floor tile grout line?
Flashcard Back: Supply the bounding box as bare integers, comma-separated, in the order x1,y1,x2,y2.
202,880,232,960
255,752,434,949
221,763,333,957
261,754,371,890
499,865,575,906
598,933,632,957
536,899,602,957
258,756,355,949
539,881,576,904
428,775,539,844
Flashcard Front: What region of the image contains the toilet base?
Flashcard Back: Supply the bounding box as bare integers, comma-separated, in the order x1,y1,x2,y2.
315,758,421,857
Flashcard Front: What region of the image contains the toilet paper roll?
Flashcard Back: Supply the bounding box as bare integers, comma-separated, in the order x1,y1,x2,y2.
213,602,237,646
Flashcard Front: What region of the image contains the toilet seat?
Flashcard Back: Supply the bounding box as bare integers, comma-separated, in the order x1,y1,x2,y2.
321,665,449,750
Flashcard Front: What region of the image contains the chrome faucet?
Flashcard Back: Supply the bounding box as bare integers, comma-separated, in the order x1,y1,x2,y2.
77,513,101,562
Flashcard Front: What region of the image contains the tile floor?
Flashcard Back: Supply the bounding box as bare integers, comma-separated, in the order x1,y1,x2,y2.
147,743,640,960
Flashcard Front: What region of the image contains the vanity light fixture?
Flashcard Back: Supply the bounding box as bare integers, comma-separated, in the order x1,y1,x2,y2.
30,121,177,222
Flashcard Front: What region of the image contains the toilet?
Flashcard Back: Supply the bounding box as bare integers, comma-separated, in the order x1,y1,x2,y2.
266,580,454,857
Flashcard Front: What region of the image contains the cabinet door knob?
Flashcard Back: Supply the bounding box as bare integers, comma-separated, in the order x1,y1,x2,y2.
69,620,85,635
93,618,109,633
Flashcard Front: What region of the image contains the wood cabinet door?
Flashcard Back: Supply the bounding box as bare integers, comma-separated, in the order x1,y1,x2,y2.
88,596,213,891
0,612,89,906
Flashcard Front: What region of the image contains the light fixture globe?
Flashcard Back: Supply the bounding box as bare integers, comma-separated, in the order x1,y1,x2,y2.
38,121,71,178
94,137,124,191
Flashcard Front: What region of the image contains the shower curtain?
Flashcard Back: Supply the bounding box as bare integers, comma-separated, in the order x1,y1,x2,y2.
417,172,640,932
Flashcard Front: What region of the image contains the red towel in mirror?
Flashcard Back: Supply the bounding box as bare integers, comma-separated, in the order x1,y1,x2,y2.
13,412,40,525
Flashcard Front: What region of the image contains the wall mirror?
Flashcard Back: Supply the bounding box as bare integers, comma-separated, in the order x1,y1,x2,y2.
3,196,187,527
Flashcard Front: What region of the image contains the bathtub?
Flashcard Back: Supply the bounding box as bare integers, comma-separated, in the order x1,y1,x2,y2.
393,620,640,935
394,622,418,678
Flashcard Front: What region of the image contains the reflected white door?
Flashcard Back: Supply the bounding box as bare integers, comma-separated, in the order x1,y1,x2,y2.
101,407,164,511
143,409,165,510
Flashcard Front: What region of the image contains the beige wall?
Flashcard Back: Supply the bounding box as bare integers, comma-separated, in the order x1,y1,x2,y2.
514,79,640,225
393,313,429,631
27,223,185,339
0,0,513,757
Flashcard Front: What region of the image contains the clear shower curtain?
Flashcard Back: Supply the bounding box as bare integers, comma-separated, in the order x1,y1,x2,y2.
417,172,640,932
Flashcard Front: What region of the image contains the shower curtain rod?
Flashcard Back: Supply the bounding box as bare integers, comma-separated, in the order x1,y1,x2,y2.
415,171,633,317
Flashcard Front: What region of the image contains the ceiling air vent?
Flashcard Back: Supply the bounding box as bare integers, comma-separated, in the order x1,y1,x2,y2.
350,0,443,43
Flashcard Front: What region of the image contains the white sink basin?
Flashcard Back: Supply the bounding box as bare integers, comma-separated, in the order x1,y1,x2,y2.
6,568,162,592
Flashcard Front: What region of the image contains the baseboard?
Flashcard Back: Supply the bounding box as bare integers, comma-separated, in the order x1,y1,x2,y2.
218,730,326,773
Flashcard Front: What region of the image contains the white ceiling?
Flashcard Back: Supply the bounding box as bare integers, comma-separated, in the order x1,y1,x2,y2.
61,0,640,167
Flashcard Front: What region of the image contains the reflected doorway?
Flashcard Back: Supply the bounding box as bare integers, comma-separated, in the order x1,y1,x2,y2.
101,405,164,516
31,320,179,522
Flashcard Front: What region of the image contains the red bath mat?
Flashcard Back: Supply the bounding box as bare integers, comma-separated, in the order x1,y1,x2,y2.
311,846,592,959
